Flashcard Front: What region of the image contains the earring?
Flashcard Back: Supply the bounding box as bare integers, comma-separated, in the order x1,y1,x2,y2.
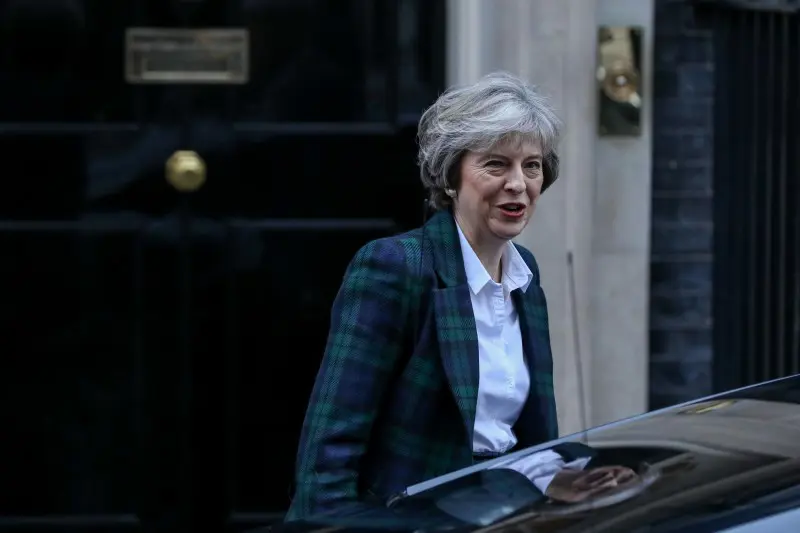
445,188,456,198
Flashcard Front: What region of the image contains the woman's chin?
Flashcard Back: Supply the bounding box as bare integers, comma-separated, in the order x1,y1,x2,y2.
490,217,528,241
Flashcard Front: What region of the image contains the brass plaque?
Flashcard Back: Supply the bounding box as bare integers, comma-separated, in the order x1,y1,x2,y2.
597,26,643,136
125,28,249,84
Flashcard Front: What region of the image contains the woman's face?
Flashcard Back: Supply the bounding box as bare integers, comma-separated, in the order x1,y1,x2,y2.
453,138,544,246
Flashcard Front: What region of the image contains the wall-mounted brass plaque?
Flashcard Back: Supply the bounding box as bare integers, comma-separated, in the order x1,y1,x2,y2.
597,26,643,136
125,28,249,84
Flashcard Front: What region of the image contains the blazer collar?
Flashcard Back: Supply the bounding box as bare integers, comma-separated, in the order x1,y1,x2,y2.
423,210,468,288
424,210,532,291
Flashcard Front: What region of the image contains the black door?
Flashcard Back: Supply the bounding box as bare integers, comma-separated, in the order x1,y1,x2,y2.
707,4,800,391
0,1,445,532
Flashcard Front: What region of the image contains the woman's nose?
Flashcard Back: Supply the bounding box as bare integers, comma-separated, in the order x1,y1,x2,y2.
505,167,526,192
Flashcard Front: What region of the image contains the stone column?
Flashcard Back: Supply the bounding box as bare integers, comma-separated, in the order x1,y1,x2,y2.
447,0,598,435
447,0,653,434
590,0,654,426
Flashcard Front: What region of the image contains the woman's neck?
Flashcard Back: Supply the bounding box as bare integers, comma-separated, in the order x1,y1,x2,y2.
476,245,504,283
455,216,505,283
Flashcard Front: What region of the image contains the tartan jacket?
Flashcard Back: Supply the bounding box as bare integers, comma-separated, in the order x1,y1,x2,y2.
285,210,558,521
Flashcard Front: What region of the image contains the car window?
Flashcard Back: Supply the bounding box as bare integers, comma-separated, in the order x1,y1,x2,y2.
280,382,800,532
398,394,800,532
393,467,543,526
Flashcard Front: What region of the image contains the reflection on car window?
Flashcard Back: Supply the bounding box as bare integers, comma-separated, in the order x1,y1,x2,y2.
288,387,800,532
394,468,543,527
393,445,677,527
398,443,792,532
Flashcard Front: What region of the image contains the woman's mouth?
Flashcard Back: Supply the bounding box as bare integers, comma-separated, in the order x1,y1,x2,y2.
498,202,526,218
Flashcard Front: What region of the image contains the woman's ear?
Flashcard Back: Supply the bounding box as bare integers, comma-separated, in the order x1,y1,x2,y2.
542,151,560,192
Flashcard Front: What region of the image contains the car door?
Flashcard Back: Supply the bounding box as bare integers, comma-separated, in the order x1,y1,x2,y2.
0,1,444,532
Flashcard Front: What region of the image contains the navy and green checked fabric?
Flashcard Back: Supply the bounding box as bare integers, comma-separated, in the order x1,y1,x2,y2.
285,210,558,521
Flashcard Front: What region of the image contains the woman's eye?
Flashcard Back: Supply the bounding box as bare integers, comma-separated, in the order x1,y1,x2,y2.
526,161,542,170
485,160,504,167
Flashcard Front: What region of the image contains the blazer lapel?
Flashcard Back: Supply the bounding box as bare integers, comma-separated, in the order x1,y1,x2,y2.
433,286,479,443
425,211,480,443
512,286,558,445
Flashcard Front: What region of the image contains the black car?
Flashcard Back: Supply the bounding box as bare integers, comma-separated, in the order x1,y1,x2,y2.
268,374,800,533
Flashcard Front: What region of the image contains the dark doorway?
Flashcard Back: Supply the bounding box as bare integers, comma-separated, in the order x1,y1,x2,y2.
0,1,445,532
706,1,800,391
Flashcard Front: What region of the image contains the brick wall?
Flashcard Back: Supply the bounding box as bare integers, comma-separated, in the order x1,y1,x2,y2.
649,0,716,409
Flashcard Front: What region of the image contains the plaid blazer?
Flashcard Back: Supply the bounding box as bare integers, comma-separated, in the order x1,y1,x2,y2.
286,210,558,521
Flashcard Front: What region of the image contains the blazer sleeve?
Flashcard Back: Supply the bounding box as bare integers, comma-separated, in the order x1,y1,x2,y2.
288,238,412,520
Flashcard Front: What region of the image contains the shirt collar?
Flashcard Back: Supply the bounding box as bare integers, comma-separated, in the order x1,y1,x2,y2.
456,223,533,295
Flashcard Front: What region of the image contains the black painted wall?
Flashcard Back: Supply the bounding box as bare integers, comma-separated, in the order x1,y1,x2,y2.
650,0,716,409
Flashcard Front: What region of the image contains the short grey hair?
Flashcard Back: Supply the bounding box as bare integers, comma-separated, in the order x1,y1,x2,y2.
417,71,563,210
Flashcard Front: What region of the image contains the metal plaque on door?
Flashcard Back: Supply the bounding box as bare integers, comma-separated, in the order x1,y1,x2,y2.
125,28,249,84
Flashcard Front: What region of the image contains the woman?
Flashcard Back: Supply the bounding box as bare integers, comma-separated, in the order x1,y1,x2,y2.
286,72,628,521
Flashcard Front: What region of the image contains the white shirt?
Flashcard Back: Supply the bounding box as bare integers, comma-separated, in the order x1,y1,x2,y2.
456,224,588,493
456,223,532,455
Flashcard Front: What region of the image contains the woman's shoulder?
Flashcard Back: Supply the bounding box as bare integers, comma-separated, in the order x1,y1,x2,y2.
349,226,427,276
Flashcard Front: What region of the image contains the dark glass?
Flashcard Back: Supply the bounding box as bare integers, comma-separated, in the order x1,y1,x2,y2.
264,469,542,532
719,373,800,404
272,377,800,532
